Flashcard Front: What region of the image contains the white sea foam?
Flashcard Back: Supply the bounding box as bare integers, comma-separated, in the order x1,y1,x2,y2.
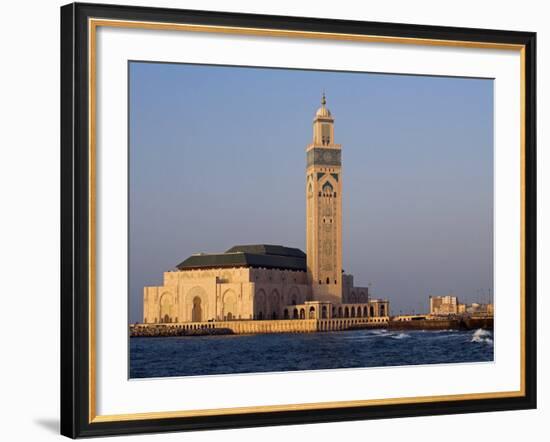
392,333,410,340
370,329,389,335
470,328,493,344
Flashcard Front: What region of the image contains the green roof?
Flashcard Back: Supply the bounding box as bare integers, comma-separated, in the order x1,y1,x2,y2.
225,244,305,258
176,244,306,271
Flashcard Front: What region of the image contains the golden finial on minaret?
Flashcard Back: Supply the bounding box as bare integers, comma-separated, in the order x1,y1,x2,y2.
321,91,326,106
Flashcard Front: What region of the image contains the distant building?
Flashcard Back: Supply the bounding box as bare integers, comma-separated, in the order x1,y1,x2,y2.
142,95,389,324
428,295,494,317
465,302,494,316
429,295,459,315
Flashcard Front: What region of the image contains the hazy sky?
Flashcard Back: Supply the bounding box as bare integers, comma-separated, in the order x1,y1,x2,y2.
129,61,493,323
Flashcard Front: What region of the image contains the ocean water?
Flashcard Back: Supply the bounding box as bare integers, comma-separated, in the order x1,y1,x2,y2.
129,328,494,378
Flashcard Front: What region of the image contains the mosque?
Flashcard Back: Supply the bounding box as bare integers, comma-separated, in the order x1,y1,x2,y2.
142,95,389,325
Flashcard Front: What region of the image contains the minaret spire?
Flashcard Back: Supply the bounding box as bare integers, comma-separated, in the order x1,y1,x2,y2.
306,97,342,304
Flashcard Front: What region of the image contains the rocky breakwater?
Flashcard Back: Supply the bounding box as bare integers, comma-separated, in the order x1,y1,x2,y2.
130,324,233,337
389,316,493,331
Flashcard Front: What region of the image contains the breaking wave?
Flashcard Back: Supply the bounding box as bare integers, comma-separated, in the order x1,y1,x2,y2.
369,329,389,335
343,330,410,340
470,328,493,345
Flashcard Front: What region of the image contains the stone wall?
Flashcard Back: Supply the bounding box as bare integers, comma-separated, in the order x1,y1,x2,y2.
388,317,493,330
131,317,389,336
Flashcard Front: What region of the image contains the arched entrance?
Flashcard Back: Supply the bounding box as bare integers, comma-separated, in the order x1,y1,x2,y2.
370,305,375,317
256,289,266,320
187,286,208,322
222,290,237,321
288,287,299,306
192,296,202,322
271,290,280,316
322,305,328,319
160,293,174,323
300,308,305,319
309,306,316,319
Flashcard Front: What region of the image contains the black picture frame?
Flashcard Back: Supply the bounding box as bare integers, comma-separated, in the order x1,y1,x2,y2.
61,2,537,438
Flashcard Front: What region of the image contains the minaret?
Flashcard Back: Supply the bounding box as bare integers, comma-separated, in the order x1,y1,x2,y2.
306,94,343,304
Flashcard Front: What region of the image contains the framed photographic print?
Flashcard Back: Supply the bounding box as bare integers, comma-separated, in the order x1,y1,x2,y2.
60,2,537,438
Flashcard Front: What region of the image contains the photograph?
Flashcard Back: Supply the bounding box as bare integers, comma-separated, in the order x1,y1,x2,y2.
128,62,495,379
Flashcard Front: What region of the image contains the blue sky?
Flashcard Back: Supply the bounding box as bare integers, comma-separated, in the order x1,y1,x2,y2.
129,61,493,323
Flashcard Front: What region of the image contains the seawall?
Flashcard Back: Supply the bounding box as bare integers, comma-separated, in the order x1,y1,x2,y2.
130,317,387,337
130,316,493,337
388,317,493,331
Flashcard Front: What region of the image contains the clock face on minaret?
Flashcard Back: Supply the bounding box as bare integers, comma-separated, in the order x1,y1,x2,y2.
306,94,343,304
